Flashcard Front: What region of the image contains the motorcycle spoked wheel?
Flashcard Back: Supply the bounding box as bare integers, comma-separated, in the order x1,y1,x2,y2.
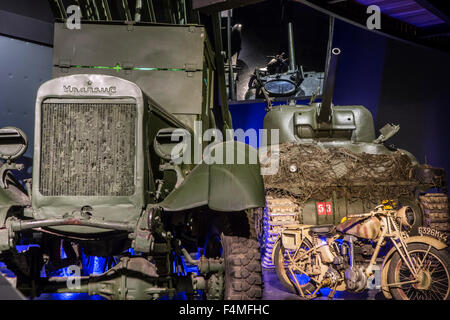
387,243,450,300
273,239,317,297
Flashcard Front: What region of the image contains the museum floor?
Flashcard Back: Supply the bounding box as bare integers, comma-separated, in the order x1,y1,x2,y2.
262,269,385,300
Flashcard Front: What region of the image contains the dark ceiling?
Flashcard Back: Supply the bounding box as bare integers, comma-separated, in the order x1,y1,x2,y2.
293,0,450,52
0,0,449,52
0,0,53,22
355,0,444,27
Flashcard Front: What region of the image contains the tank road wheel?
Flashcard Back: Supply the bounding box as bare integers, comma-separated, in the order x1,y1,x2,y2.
387,243,450,300
261,196,299,268
205,211,262,300
398,197,423,235
273,238,316,296
419,193,449,236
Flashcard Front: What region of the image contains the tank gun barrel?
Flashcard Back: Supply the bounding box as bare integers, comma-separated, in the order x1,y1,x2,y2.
318,47,341,123
288,22,296,71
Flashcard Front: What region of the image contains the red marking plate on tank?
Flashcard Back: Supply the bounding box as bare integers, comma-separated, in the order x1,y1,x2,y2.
317,202,333,215
317,202,326,215
325,202,333,215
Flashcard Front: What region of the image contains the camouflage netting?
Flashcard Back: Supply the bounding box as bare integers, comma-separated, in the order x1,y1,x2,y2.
262,143,420,209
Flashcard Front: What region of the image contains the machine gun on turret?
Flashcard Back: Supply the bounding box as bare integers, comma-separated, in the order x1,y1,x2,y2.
245,22,324,100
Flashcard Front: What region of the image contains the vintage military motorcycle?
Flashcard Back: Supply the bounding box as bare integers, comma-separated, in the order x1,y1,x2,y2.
273,205,450,300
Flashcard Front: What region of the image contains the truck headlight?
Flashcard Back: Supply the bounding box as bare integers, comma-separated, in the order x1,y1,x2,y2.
0,127,28,161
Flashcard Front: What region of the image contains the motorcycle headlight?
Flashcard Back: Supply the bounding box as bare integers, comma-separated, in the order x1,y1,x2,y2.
395,206,415,229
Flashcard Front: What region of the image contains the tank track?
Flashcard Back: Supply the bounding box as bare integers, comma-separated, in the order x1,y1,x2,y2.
260,196,299,269
419,193,449,235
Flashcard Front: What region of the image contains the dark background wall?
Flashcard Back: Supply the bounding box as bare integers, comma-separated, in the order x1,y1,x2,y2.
0,0,54,179
332,19,387,123
0,0,53,22
331,18,450,177
376,39,450,173
0,0,53,45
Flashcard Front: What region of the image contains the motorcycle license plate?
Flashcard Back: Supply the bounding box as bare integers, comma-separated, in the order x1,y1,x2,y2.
418,227,448,243
317,202,333,215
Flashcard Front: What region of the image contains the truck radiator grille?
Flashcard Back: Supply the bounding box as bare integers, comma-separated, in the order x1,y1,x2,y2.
40,102,136,196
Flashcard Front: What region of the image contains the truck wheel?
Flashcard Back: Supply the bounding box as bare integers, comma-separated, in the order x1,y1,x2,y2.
221,233,262,299
206,211,262,300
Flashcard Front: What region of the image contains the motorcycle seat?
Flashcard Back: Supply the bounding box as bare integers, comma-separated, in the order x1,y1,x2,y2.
309,224,335,236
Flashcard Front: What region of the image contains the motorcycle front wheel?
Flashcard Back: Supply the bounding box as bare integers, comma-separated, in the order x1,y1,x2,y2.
387,243,450,300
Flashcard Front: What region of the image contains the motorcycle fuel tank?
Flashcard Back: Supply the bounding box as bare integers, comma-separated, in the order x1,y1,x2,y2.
336,216,381,240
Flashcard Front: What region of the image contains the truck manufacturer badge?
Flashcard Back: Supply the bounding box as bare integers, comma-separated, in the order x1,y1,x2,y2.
63,85,117,95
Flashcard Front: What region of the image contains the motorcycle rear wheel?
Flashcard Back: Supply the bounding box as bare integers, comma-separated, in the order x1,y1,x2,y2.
387,243,450,300
273,239,317,296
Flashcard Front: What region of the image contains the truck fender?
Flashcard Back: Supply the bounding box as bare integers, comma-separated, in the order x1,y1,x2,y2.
380,236,448,299
208,141,265,211
160,141,265,212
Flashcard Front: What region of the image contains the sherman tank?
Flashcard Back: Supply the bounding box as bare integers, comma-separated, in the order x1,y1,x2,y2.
0,1,265,300
257,47,449,268
245,23,324,100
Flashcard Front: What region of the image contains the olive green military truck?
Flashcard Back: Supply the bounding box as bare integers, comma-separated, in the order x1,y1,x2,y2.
0,5,264,300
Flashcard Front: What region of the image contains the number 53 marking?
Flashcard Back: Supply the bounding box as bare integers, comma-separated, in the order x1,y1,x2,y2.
317,202,333,215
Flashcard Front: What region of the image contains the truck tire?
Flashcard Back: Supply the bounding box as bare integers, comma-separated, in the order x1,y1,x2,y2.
204,211,262,300
221,234,262,299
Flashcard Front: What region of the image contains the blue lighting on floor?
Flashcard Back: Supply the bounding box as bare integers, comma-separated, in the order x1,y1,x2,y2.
292,273,311,286
318,287,345,299
81,253,117,276
16,244,40,252
36,292,106,300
